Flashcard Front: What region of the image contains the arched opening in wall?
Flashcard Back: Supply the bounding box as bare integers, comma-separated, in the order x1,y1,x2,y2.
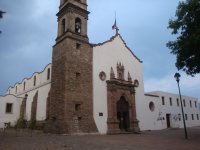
47,68,50,80
61,18,65,34
75,18,81,33
117,96,130,131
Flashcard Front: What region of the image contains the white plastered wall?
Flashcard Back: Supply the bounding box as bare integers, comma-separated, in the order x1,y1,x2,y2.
5,64,51,122
0,95,22,128
139,95,164,130
93,35,145,134
147,91,200,129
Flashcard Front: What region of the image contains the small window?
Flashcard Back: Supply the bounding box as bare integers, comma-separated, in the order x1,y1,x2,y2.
169,97,172,106
61,18,65,34
179,114,181,121
76,43,81,49
197,114,199,120
33,76,36,86
162,96,165,105
47,68,51,80
183,99,186,107
195,101,197,108
190,100,192,108
76,72,81,80
99,71,106,81
99,112,103,117
23,82,26,91
185,114,188,120
177,98,179,107
75,104,81,120
75,104,81,112
6,103,13,113
149,102,155,112
15,86,17,94
191,114,194,120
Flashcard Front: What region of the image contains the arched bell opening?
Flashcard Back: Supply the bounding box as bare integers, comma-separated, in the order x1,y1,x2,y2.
75,18,81,34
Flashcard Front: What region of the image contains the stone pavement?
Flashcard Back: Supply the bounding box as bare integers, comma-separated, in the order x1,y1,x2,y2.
0,126,200,150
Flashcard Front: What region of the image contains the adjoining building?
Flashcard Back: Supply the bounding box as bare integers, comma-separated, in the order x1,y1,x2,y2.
0,0,199,133
144,91,200,130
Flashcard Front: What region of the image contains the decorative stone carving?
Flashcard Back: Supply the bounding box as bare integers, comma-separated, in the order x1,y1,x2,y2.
110,67,115,79
106,63,140,134
128,72,132,83
117,62,124,80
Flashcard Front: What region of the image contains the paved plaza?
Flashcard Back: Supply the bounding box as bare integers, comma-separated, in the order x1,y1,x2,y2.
0,126,200,150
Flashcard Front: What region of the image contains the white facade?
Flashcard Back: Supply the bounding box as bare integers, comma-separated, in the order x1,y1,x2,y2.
0,95,23,128
92,34,200,133
1,35,199,132
144,91,200,130
5,64,51,123
93,35,145,134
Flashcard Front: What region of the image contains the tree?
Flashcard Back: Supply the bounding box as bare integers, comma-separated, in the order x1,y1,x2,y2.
0,10,6,34
0,10,6,18
167,0,200,76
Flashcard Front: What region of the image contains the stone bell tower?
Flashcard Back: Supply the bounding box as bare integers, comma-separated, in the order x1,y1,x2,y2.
45,0,97,134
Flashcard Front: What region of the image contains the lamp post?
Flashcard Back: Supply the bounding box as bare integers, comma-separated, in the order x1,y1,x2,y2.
174,73,188,139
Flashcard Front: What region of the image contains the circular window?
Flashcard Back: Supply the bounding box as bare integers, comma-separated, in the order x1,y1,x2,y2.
134,80,139,87
149,102,155,112
99,71,106,81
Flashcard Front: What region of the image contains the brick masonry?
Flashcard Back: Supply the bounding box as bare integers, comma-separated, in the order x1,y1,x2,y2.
45,0,97,134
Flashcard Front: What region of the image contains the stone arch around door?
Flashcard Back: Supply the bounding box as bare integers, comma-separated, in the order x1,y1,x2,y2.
106,80,140,134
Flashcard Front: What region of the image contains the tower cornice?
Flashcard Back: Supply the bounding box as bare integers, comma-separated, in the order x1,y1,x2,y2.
57,3,89,20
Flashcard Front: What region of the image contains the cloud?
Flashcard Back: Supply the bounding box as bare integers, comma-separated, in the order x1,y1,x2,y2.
145,73,200,101
0,0,199,104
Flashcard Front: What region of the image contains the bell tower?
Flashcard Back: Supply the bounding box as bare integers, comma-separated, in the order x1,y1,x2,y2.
57,0,89,42
45,0,97,134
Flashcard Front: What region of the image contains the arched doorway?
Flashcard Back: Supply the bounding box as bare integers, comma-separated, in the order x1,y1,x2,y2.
117,96,130,131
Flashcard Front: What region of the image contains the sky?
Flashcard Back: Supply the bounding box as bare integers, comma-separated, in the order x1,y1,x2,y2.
0,0,200,102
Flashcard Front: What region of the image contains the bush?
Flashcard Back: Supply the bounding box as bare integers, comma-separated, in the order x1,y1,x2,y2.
16,119,27,129
29,120,37,130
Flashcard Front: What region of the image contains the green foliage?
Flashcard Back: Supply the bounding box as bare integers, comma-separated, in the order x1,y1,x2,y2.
29,120,37,130
0,10,6,18
0,10,6,34
17,119,28,129
167,0,200,76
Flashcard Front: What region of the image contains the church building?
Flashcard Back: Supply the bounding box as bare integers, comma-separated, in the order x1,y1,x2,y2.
0,0,200,134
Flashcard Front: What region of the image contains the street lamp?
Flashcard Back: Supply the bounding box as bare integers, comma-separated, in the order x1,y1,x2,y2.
174,73,188,139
